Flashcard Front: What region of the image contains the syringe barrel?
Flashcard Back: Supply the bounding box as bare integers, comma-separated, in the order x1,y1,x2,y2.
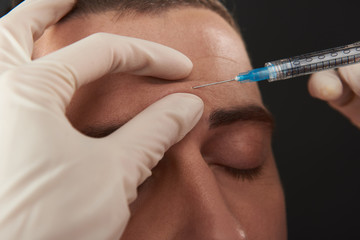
265,41,360,82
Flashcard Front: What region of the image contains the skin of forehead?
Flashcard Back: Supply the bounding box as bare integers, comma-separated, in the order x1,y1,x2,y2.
33,8,264,131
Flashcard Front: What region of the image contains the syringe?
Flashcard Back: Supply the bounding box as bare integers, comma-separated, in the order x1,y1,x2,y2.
193,41,360,89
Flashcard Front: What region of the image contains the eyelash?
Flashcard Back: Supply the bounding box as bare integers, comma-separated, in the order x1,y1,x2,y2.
221,165,263,181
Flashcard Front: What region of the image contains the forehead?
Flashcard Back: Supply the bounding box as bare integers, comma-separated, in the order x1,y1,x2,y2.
110,9,245,62
36,8,263,129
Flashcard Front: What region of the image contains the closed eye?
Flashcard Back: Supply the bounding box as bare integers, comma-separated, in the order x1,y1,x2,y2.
220,165,263,182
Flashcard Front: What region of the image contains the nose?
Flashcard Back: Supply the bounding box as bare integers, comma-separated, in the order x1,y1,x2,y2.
121,138,248,240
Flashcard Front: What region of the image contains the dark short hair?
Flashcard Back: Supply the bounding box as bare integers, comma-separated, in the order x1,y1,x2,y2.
12,0,238,30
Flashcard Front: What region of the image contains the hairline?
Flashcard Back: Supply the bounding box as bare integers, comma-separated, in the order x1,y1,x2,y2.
61,4,240,33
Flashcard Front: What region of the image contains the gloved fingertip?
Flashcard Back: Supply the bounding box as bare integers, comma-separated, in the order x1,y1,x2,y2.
308,71,343,101
101,92,204,177
163,93,204,129
168,92,204,106
338,65,360,96
152,49,193,80
177,56,193,79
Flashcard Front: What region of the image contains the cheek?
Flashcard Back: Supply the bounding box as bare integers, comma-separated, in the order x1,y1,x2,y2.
216,157,287,239
235,185,286,240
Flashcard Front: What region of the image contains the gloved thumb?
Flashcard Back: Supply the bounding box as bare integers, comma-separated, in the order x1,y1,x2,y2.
102,93,204,203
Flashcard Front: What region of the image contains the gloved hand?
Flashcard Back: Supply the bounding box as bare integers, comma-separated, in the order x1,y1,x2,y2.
0,0,204,240
309,65,360,128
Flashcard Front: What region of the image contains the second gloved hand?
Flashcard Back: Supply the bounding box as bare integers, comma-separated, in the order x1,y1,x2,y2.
309,65,360,128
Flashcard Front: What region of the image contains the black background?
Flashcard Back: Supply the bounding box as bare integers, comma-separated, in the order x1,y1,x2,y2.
1,1,360,239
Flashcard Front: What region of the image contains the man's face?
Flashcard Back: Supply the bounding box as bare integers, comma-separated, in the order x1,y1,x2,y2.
34,8,287,240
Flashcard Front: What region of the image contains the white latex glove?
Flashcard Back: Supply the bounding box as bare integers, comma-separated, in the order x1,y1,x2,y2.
0,0,204,240
309,65,360,128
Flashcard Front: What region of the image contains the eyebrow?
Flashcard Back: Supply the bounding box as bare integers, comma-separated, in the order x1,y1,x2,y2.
209,105,275,130
81,105,275,138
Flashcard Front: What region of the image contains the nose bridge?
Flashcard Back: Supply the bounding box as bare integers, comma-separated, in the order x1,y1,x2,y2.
167,143,247,240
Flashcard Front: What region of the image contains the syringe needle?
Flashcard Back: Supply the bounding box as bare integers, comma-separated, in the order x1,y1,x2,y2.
192,79,236,89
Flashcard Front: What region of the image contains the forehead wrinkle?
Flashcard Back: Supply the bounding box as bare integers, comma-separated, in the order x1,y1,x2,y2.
188,56,251,85
192,55,245,66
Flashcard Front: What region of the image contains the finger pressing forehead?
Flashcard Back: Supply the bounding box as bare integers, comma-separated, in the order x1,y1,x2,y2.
6,33,193,115
35,33,193,85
